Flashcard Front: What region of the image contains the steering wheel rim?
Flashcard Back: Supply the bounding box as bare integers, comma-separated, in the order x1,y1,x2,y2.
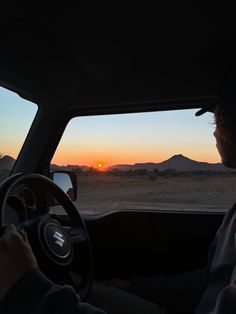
0,172,93,300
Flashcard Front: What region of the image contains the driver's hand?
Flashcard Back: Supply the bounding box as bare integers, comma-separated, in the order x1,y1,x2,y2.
0,224,38,301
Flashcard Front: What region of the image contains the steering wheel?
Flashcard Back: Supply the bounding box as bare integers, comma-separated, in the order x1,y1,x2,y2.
0,173,93,300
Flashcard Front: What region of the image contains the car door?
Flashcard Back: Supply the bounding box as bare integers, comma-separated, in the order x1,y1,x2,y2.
86,210,224,279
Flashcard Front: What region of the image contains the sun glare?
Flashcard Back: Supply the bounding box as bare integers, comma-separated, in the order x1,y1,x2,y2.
98,163,102,169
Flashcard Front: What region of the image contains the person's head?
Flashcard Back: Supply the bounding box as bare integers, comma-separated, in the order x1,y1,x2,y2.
196,77,236,168
213,103,236,168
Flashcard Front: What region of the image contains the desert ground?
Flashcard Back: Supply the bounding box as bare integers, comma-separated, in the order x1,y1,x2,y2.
1,171,236,216
50,173,236,216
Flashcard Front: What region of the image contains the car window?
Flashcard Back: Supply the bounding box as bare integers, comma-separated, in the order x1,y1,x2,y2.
51,109,236,216
0,87,38,182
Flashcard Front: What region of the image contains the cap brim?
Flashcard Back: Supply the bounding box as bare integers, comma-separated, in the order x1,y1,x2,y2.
195,105,214,116
195,108,208,116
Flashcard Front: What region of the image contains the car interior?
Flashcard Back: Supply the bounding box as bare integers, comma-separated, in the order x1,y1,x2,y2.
0,2,235,313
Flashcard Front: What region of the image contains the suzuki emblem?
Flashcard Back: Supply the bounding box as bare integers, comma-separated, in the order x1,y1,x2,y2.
52,231,65,248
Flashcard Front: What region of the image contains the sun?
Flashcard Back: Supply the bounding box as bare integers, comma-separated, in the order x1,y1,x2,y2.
95,161,105,170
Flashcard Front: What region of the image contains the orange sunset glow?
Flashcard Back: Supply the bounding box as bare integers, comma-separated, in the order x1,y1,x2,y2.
50,110,220,167
52,143,220,168
0,87,221,170
96,161,105,170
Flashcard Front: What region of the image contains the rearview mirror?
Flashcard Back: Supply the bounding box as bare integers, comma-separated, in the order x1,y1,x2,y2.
50,171,77,201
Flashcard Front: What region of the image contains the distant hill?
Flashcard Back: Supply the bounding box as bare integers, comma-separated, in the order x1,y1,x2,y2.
0,155,15,170
108,154,230,172
50,164,90,172
0,154,232,173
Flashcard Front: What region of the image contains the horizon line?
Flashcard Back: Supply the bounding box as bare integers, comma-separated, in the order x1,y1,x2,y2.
51,153,222,168
1,153,222,168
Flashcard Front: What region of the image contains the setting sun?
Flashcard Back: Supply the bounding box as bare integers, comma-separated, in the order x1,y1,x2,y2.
95,161,106,170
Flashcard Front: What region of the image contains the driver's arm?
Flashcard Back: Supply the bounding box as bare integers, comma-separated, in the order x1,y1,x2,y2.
0,225,106,314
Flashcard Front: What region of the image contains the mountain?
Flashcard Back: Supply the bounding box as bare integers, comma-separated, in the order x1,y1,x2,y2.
0,155,15,170
108,154,229,172
51,164,90,172
0,154,231,173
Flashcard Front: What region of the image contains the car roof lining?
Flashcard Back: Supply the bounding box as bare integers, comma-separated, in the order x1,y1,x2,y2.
0,3,235,115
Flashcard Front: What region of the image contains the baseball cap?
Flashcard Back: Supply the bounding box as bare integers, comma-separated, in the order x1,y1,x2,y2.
195,72,236,116
195,104,215,116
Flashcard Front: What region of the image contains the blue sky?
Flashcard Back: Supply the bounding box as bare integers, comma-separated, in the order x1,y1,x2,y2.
53,109,217,167
0,87,38,157
0,86,219,167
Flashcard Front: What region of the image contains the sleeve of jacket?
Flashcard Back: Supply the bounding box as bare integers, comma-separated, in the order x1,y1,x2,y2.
0,269,107,314
209,285,236,314
127,226,223,313
128,268,207,313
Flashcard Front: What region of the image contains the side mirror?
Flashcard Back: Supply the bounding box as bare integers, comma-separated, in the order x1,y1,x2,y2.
50,171,77,202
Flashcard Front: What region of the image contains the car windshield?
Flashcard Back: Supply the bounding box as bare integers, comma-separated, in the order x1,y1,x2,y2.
0,87,38,182
51,109,236,216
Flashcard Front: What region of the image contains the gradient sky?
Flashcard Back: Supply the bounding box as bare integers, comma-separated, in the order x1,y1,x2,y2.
0,87,38,158
0,86,220,168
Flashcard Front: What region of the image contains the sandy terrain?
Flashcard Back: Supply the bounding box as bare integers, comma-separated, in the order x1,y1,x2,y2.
1,171,236,216
50,174,236,216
